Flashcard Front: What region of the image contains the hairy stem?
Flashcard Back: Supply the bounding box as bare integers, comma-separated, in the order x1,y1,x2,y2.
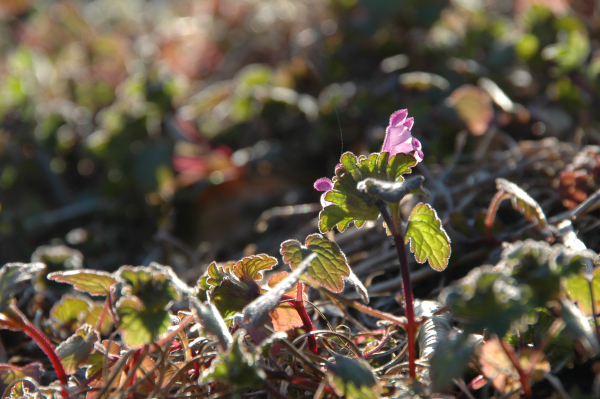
19,318,69,397
377,201,416,379
281,285,318,354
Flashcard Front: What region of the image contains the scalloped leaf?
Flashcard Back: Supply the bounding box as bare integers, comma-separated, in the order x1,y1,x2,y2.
56,324,99,375
206,255,278,318
50,294,92,332
566,267,600,316
281,234,350,293
439,266,528,337
206,255,277,288
116,296,172,348
48,270,116,296
117,265,180,311
0,263,44,311
319,152,417,233
405,203,451,271
327,355,380,399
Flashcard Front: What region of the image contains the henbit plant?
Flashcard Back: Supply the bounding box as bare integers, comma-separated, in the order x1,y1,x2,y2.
314,109,451,378
0,109,452,398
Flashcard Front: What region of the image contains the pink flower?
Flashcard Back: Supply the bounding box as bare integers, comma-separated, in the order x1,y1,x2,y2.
381,109,423,162
314,177,334,207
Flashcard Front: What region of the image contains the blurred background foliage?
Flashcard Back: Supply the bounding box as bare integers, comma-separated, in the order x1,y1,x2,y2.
0,0,599,277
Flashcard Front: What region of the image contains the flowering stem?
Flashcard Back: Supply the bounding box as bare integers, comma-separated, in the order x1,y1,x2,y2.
376,201,416,379
281,287,318,355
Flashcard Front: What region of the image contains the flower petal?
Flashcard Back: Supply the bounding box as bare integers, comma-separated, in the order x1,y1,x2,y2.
314,177,334,192
389,109,408,127
381,109,423,163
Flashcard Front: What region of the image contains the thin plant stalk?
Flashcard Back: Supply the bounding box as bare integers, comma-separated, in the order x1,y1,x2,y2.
589,278,600,340
377,201,416,379
281,286,318,354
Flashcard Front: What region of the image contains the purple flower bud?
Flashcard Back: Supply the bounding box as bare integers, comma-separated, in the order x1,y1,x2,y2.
314,177,335,207
381,109,422,163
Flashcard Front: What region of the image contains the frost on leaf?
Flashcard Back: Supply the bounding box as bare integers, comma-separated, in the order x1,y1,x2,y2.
115,265,181,348
318,151,417,233
439,266,527,337
405,203,451,271
281,234,351,293
48,270,116,296
0,263,44,311
56,324,99,375
203,255,278,318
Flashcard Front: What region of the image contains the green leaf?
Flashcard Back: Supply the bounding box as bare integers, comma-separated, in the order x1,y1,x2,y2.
405,203,451,271
210,278,262,318
206,255,278,317
202,332,265,392
429,332,477,392
50,294,91,331
84,303,114,336
500,240,594,307
56,324,99,374
48,270,116,296
114,263,179,348
327,355,380,399
0,263,44,311
566,267,600,316
281,234,350,293
116,296,172,348
439,266,528,337
117,265,181,311
319,152,417,233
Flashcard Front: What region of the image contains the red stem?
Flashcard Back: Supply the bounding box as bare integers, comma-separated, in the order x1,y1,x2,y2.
95,296,111,332
21,321,69,394
377,202,416,379
281,286,318,355
485,190,507,240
